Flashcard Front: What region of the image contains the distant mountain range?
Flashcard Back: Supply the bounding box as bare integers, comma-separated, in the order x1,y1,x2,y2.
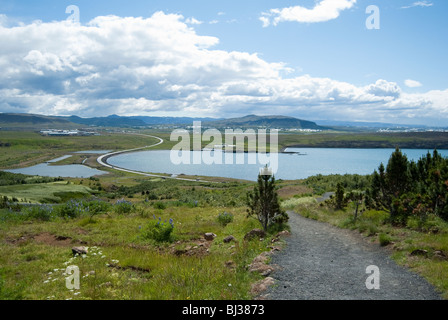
0,112,437,130
203,114,326,130
0,113,327,130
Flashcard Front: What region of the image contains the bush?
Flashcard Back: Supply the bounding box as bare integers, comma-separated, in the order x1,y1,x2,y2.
114,199,134,215
141,216,174,242
378,233,392,246
153,202,167,210
56,200,85,219
217,211,234,226
86,200,112,219
24,204,55,221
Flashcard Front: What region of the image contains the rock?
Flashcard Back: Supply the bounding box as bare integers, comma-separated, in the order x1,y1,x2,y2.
410,249,428,256
433,250,447,260
204,233,217,241
72,246,88,256
276,230,290,237
244,229,266,241
250,277,275,296
248,252,275,276
249,263,275,276
223,235,236,243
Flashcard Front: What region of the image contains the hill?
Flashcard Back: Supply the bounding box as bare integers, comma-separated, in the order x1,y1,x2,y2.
65,115,147,127
0,113,328,130
203,115,327,130
0,113,78,130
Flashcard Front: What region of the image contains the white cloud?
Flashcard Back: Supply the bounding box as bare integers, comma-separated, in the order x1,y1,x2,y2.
261,0,357,27
401,1,433,9
404,79,423,88
185,17,203,25
0,11,447,125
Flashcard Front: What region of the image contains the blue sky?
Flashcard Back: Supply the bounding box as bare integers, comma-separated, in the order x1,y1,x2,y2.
0,0,447,125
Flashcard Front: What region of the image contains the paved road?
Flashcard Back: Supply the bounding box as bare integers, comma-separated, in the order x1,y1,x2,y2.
96,133,213,183
265,211,442,300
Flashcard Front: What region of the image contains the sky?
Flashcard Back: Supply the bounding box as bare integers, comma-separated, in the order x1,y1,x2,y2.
0,0,447,125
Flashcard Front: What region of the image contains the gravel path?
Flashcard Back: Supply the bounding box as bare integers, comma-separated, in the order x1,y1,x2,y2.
265,211,442,300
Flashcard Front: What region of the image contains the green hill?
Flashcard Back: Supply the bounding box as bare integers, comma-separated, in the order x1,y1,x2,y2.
203,114,327,130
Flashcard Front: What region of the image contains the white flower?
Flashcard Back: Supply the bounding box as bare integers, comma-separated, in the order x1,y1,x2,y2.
43,280,49,284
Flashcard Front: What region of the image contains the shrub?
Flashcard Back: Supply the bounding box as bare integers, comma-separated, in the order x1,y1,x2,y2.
153,202,167,210
57,200,85,219
141,216,174,242
378,233,392,246
114,199,134,214
24,204,55,221
217,211,234,226
86,200,111,219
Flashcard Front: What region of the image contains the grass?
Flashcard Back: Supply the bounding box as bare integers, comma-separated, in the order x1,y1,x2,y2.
0,175,281,300
0,181,94,204
0,131,161,169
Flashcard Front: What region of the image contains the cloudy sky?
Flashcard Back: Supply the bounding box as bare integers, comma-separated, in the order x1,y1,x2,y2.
0,0,447,125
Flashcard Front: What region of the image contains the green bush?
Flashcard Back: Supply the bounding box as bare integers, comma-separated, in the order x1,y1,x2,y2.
114,199,134,215
24,204,55,221
378,233,392,246
153,202,167,210
141,217,174,242
56,200,85,219
217,211,234,226
86,200,111,219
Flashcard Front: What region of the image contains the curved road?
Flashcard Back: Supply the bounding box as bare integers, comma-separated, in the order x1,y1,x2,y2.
265,211,442,300
96,133,211,182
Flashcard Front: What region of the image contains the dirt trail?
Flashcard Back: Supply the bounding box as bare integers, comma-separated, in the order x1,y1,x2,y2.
265,211,442,300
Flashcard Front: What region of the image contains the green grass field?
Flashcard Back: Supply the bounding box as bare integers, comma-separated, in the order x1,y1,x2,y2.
0,131,161,169
0,181,94,203
1,129,448,300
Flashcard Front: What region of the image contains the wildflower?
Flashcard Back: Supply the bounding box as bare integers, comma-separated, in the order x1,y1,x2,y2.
43,280,49,284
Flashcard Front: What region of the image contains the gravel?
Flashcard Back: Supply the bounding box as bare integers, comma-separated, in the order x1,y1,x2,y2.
265,211,442,300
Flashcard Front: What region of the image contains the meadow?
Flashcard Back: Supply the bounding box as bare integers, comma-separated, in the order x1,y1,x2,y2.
0,175,282,300
1,130,448,300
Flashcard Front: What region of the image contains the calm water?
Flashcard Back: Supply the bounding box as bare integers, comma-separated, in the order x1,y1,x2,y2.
3,153,109,178
108,148,448,181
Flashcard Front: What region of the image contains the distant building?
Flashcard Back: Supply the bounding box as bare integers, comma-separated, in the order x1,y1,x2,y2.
39,129,98,136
